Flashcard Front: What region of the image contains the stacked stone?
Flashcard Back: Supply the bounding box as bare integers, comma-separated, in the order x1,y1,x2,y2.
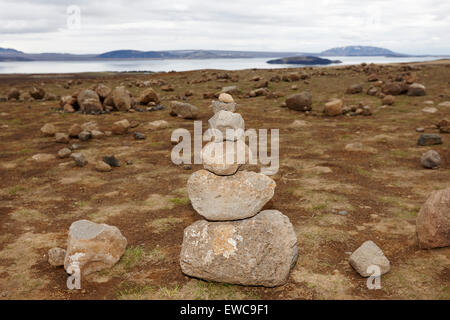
180,93,298,287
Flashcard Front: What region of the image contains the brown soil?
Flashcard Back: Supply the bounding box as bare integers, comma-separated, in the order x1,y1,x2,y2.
0,60,449,300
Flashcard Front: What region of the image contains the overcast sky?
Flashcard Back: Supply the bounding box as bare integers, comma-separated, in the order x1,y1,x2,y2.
0,0,449,54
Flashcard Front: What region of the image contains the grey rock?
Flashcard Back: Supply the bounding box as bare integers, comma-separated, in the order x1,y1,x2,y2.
180,210,298,287
407,83,426,96
211,100,237,113
102,155,120,167
187,169,276,221
71,153,87,167
48,247,66,266
418,134,442,146
133,132,146,140
349,240,390,277
78,131,92,141
421,150,441,169
170,101,198,119
57,148,72,159
64,220,127,276
285,91,312,111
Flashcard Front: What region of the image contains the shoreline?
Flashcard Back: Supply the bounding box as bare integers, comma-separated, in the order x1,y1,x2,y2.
0,58,449,78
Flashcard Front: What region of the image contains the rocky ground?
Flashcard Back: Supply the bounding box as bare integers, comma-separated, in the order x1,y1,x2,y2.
0,60,449,300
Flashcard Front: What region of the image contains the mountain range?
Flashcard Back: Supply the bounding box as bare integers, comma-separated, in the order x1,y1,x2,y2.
0,46,436,62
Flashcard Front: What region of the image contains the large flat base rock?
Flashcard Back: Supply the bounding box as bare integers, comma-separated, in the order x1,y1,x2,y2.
180,210,298,287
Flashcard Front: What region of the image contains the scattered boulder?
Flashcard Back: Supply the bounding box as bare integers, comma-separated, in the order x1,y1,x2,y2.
68,125,82,139
382,95,395,105
345,142,377,154
7,88,20,100
146,120,169,130
417,134,442,146
187,169,275,221
55,132,69,144
95,84,111,101
112,119,130,135
421,150,441,169
346,84,363,94
71,153,87,167
111,86,132,111
57,148,72,159
138,88,160,105
29,87,46,100
285,91,312,111
422,107,438,114
78,131,92,141
170,101,198,119
437,119,449,133
416,188,450,249
31,153,56,163
180,210,298,287
437,101,450,108
133,132,146,140
102,155,120,167
48,247,66,267
407,83,426,96
324,99,343,116
382,82,408,95
77,89,103,114
64,220,127,276
40,123,56,136
95,161,112,172
349,241,390,277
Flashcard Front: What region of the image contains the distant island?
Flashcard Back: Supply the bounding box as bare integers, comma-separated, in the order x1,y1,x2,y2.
0,45,441,62
267,56,342,65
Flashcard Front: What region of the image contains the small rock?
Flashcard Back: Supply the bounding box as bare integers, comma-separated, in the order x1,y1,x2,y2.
349,240,390,277
102,155,120,167
40,123,57,136
48,247,66,267
324,99,343,116
346,84,363,94
416,188,450,249
133,132,146,140
416,127,425,132
417,134,442,146
78,131,92,141
147,120,169,130
421,150,441,169
170,101,198,119
69,124,82,138
71,153,87,167
112,119,130,135
285,91,312,111
407,83,426,96
422,107,438,114
55,132,69,144
31,153,56,163
202,140,251,175
95,161,112,172
64,220,127,276
382,95,395,105
57,148,72,159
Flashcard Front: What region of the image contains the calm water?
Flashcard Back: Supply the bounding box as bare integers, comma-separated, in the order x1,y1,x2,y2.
0,56,446,74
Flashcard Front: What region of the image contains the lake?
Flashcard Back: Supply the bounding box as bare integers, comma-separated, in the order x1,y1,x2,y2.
0,56,446,74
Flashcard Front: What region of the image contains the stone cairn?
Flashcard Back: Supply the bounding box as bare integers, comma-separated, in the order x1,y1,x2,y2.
180,93,298,287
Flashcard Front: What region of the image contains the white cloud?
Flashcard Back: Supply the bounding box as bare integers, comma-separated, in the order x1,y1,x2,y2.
0,0,449,54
